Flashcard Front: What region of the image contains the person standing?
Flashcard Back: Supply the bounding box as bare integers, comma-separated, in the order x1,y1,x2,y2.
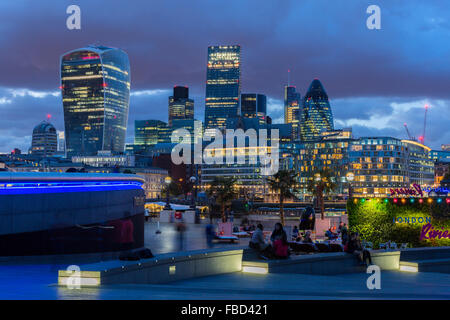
176,219,186,251
205,222,215,248
341,223,349,245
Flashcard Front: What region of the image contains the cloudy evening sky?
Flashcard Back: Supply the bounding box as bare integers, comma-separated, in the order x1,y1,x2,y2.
0,0,449,152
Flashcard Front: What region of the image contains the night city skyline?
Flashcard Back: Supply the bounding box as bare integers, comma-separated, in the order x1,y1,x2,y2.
0,0,450,305
0,0,449,153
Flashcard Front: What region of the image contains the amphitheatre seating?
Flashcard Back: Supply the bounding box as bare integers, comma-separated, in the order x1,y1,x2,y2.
58,247,244,287
329,243,344,252
315,243,330,252
399,247,450,274
289,242,316,254
242,249,400,275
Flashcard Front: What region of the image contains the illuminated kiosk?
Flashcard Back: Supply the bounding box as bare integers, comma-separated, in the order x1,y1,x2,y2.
0,172,145,256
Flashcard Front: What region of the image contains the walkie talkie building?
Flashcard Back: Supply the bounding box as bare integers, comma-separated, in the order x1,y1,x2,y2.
61,45,131,156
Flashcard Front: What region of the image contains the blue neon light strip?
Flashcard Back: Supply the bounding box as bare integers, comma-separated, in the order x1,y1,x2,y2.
0,181,143,195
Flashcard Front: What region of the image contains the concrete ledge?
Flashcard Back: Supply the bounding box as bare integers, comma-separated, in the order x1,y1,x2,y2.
58,247,243,286
242,250,400,275
371,250,401,270
400,258,450,274
0,250,126,265
400,247,450,262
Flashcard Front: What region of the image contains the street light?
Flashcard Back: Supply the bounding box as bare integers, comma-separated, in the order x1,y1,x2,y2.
164,176,172,210
314,173,321,182
189,176,197,209
346,172,354,199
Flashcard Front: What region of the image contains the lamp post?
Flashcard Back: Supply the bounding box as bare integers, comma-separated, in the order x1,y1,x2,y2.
314,173,321,208
346,172,354,199
164,176,172,210
189,176,197,209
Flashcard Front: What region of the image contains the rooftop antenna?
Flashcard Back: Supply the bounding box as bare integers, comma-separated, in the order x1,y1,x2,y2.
288,69,290,87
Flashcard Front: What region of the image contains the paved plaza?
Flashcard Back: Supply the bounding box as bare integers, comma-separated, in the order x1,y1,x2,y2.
0,263,449,299
0,221,449,300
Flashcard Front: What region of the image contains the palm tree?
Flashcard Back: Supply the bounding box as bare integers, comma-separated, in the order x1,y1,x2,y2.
207,177,238,222
267,169,299,226
306,168,337,220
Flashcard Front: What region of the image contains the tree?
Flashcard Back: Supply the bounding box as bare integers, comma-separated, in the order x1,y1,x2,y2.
307,168,337,220
162,181,183,198
267,169,299,226
207,177,238,222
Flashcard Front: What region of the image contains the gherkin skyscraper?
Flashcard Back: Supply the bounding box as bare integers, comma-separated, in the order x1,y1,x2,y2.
300,79,334,141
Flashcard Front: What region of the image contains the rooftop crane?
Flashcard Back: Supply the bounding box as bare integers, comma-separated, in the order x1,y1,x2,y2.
403,123,413,140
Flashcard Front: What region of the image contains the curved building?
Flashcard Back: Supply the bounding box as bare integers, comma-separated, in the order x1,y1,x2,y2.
30,121,58,156
61,45,131,156
0,172,145,256
300,79,334,141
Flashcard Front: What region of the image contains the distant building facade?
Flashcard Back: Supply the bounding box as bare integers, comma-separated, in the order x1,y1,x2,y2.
402,140,434,187
30,121,58,157
168,86,194,127
241,93,267,123
61,45,130,156
134,120,171,146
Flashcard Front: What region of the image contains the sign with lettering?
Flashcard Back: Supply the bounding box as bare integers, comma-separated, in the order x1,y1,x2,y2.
390,184,423,197
420,223,450,241
133,196,146,207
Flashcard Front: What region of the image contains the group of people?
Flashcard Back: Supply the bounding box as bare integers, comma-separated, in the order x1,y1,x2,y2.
323,222,349,242
249,223,290,259
344,232,372,266
249,221,372,266
292,226,313,243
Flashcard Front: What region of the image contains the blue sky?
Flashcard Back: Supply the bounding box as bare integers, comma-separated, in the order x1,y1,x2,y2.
0,0,449,152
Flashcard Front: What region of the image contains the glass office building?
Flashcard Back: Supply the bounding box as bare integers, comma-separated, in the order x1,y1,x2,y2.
402,140,434,187
284,86,301,140
204,45,241,132
168,86,194,127
300,79,334,141
282,129,353,201
241,93,267,124
349,137,410,197
61,45,131,156
134,120,171,146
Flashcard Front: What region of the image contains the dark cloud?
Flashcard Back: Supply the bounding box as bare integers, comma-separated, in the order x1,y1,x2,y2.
0,0,449,151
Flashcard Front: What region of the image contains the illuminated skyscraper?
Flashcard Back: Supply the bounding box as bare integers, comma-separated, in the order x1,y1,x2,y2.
241,93,267,123
61,45,130,156
168,86,194,127
284,86,301,140
204,45,241,131
300,79,334,141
